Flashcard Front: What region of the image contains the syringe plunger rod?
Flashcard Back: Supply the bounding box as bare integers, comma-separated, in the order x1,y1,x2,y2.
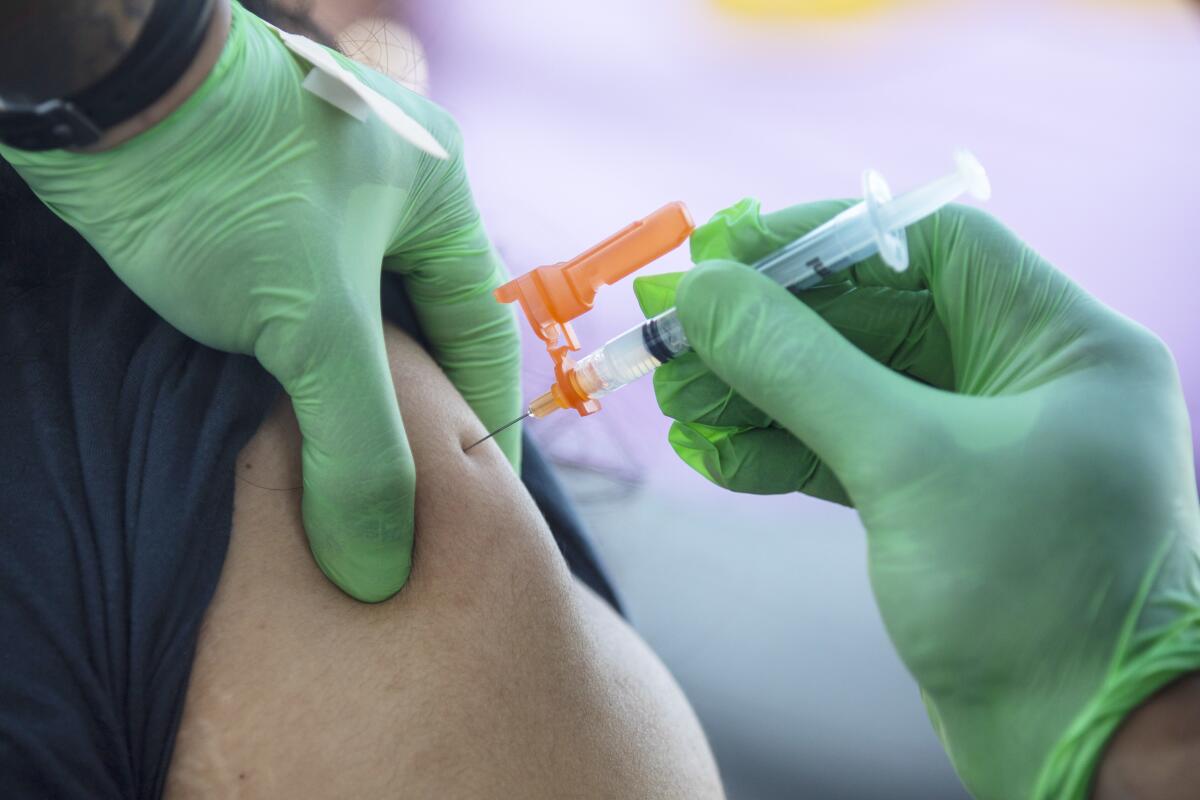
878,151,992,232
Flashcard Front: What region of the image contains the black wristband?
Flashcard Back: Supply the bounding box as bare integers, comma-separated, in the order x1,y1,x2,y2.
0,0,217,151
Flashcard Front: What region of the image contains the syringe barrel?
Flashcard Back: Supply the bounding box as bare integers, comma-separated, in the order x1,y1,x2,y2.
755,203,876,289
573,309,688,399
570,207,875,401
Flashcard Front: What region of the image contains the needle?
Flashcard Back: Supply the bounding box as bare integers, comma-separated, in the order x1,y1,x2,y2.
464,411,531,452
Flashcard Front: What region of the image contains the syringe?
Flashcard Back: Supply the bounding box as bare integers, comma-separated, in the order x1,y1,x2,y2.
468,152,990,450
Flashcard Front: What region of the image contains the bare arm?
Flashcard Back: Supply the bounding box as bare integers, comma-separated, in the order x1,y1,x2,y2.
166,324,724,799
1093,672,1200,799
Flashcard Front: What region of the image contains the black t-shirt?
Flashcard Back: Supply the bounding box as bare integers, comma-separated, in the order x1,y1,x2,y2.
0,160,619,798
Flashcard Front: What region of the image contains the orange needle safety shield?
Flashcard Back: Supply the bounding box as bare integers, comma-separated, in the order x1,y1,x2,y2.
495,202,695,417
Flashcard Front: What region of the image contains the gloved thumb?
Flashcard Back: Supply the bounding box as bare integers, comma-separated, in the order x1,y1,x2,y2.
254,302,416,603
675,260,932,482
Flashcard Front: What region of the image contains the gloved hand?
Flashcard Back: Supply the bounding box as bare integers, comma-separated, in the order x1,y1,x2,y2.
0,3,521,603
634,198,1200,799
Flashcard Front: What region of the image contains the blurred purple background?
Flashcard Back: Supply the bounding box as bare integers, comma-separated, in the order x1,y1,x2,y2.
397,1,1200,796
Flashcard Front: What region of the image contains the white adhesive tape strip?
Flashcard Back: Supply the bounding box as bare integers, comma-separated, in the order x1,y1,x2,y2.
300,69,370,122
269,23,449,160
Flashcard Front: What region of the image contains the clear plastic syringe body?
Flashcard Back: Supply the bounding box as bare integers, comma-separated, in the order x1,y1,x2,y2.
571,204,877,399
569,151,991,403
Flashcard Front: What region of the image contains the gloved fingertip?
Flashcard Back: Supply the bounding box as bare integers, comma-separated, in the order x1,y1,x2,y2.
301,484,416,604
633,272,686,318
667,421,717,478
688,198,764,262
315,548,413,604
342,574,409,604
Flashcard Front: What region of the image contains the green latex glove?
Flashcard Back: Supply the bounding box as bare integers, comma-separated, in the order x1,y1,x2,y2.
634,198,1200,798
0,3,521,603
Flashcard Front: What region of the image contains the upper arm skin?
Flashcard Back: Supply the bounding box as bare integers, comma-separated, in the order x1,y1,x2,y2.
164,323,724,799
1091,673,1200,800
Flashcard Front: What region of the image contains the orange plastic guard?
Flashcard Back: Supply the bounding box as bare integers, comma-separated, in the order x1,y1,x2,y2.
495,201,695,416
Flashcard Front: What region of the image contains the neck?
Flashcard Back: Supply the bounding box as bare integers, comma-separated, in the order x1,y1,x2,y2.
80,0,232,153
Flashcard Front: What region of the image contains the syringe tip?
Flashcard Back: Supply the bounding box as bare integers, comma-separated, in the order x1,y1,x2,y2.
529,389,562,419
